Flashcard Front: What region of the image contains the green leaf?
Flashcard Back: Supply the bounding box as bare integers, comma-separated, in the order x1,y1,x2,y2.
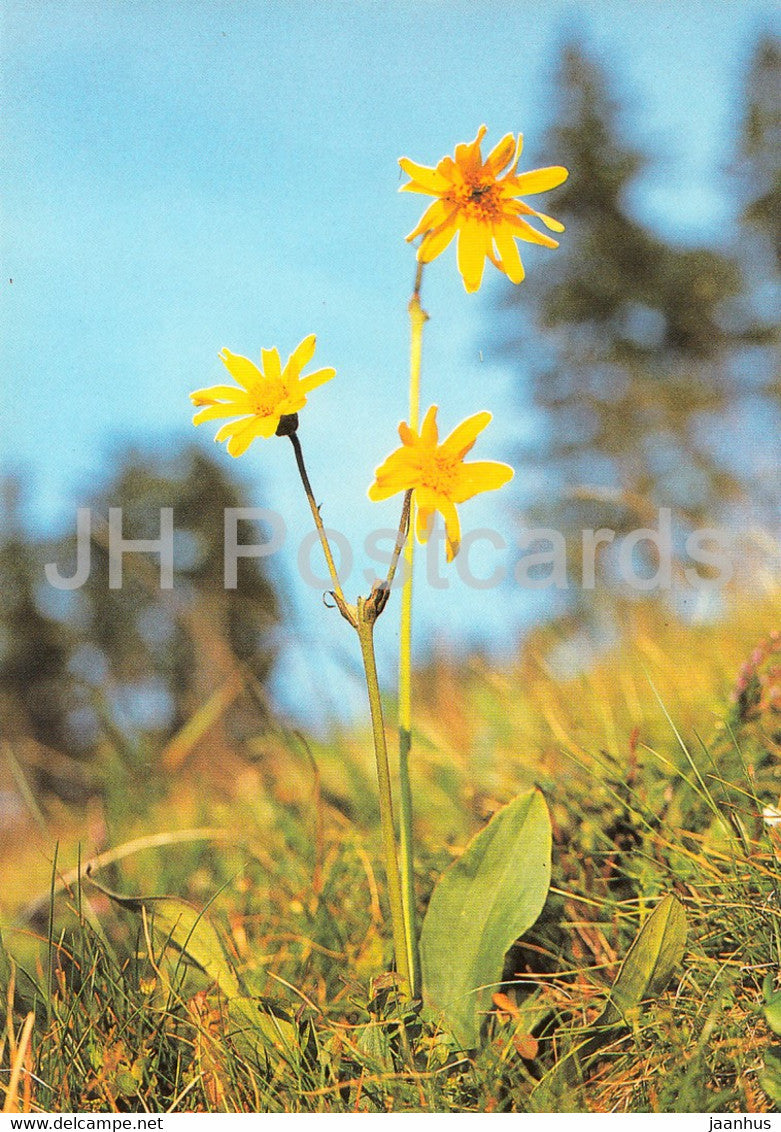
763,973,781,1036
535,893,687,1103
228,996,298,1067
0,929,12,995
88,874,240,999
420,788,552,1049
598,894,687,1028
760,1047,781,1106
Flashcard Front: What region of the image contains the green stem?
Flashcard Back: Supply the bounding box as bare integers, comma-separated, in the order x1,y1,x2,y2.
398,263,427,997
356,602,412,997
288,430,355,626
288,429,411,994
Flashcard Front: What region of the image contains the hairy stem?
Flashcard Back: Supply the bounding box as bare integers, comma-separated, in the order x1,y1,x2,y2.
357,603,412,997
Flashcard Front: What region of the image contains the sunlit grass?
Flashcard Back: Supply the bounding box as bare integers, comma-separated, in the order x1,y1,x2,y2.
1,590,780,1112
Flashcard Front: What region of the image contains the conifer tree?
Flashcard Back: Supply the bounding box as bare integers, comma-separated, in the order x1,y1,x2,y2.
498,39,765,615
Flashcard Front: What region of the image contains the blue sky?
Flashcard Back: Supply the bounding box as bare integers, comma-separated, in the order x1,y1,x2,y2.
1,0,777,717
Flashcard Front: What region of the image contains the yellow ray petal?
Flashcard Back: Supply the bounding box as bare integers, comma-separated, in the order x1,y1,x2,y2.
286,334,317,378
452,460,515,503
261,347,282,382
193,403,248,426
457,218,489,292
298,366,335,395
214,416,253,444
439,499,462,562
416,217,458,260
440,411,492,458
226,417,272,458
507,166,569,196
219,349,263,390
406,198,453,240
398,157,451,194
507,215,560,248
190,384,248,406
507,133,524,174
420,405,439,448
485,132,516,176
535,211,566,233
494,227,526,284
416,505,435,545
277,392,307,416
398,420,418,446
455,125,487,176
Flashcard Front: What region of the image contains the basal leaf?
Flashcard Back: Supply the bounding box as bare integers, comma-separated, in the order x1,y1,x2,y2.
88,874,240,999
420,788,552,1049
763,973,781,1036
228,996,298,1067
535,893,687,1102
598,894,687,1028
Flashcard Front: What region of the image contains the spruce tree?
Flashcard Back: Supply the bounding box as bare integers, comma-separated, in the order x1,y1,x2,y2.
497,39,761,617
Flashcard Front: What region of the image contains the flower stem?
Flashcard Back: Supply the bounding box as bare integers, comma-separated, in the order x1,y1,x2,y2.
356,601,412,998
288,431,354,625
289,430,410,992
398,263,427,997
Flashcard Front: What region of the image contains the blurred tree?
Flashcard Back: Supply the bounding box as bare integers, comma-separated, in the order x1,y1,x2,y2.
731,33,781,531
738,34,781,269
0,477,84,797
495,37,778,622
70,444,283,764
0,446,283,801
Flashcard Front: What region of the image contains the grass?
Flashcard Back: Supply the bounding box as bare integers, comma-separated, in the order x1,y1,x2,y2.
1,590,780,1112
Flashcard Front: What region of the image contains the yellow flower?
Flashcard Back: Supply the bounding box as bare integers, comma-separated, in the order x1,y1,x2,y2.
190,335,335,457
368,405,514,562
399,125,568,292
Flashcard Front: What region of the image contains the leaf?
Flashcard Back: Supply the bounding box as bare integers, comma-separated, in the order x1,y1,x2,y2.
88,874,240,999
597,894,687,1028
760,1047,781,1106
228,996,298,1067
0,929,12,996
534,893,687,1102
420,788,552,1049
763,973,781,1036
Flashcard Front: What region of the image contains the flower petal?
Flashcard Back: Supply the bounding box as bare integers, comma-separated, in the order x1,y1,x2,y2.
485,132,516,176
190,384,249,406
416,505,435,544
493,227,526,284
416,217,458,260
193,403,247,426
535,211,566,233
286,334,317,378
226,416,274,457
420,405,439,448
261,347,282,382
452,460,515,503
219,349,263,390
398,420,418,446
439,499,462,562
406,198,453,240
507,214,560,248
454,125,487,176
456,218,489,292
214,416,255,443
440,410,493,458
398,157,451,194
507,166,569,196
297,366,335,395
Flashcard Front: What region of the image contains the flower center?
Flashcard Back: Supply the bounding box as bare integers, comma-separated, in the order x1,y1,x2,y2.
420,451,459,495
451,177,502,222
250,377,286,417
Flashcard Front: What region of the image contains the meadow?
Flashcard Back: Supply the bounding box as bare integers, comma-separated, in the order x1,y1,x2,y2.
2,587,779,1113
